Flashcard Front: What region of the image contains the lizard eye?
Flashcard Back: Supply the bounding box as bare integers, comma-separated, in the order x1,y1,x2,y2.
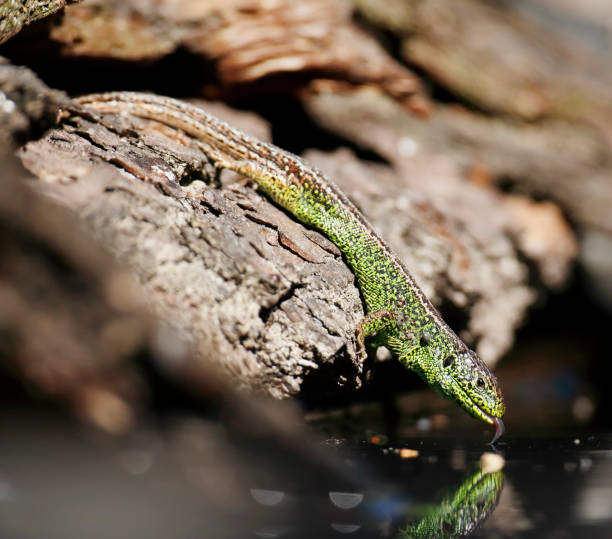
442,354,455,368
477,377,485,388
419,333,431,347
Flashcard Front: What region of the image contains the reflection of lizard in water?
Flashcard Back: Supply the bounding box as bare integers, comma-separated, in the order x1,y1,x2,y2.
400,467,504,538
71,93,505,441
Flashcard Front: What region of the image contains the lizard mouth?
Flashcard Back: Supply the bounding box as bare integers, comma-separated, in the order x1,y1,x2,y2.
475,406,505,445
458,387,505,444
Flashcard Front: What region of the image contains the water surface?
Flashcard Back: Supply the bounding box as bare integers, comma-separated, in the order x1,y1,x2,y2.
0,408,610,538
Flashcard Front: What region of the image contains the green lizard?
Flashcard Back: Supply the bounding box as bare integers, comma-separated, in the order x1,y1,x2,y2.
73,92,506,442
400,466,504,538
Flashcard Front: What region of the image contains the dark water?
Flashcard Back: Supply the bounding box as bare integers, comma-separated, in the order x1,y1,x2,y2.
0,408,610,538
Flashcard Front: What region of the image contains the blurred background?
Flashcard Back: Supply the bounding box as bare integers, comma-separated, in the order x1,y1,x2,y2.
1,0,612,537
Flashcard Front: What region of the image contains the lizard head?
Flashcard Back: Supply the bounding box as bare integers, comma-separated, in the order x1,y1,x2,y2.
399,326,505,441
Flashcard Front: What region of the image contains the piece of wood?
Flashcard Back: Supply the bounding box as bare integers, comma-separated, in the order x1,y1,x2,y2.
0,56,576,399
15,89,365,399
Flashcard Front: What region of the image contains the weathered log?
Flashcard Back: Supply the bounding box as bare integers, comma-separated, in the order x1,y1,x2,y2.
0,61,571,402
0,3,582,400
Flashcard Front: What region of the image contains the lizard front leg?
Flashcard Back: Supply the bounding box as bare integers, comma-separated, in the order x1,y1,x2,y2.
355,309,398,364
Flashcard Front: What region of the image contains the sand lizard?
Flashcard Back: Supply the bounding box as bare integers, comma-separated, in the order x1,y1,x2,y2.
72,92,506,442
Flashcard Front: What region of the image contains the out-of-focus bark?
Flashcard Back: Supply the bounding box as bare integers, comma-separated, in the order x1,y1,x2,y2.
350,0,612,306
0,152,151,434
5,0,428,113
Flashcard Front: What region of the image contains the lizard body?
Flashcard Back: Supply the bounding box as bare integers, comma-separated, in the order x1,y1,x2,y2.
73,92,505,441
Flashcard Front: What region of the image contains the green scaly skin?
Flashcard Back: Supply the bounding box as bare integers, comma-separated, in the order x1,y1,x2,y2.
73,92,506,438
400,467,504,538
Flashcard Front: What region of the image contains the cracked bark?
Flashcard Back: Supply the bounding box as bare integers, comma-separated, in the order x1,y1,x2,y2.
15,96,364,399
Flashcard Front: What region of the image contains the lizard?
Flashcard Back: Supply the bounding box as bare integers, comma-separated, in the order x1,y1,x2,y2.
400,466,504,538
70,92,506,443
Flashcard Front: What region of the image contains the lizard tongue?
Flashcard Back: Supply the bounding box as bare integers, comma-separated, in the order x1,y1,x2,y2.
490,417,505,445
